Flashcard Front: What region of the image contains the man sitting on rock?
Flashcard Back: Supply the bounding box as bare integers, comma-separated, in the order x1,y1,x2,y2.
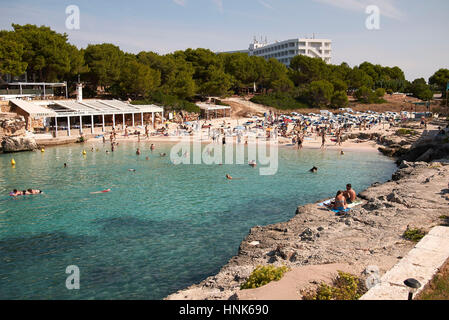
343,184,357,204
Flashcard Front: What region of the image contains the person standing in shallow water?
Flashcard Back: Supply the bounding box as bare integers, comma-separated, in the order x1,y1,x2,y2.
321,129,326,149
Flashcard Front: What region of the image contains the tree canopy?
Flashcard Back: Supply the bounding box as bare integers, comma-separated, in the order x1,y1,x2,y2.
0,24,445,111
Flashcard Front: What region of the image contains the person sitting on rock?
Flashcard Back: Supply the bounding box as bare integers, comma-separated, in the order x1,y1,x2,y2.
343,184,357,204
326,190,347,211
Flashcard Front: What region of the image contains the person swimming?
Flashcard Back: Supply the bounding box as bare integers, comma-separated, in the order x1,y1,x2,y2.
90,189,111,194
136,148,141,155
27,189,42,194
226,174,233,180
160,153,167,157
128,169,136,172
64,163,67,168
249,160,257,167
150,144,155,150
9,189,20,197
310,166,318,173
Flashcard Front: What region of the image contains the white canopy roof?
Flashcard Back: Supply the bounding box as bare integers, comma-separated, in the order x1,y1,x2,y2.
197,103,231,111
10,99,57,117
10,99,164,118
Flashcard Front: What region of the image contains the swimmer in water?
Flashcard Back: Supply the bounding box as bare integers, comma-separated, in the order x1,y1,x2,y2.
90,189,111,194
310,166,318,173
136,148,141,155
249,160,257,167
128,169,136,172
146,156,150,160
160,153,167,157
27,189,42,194
10,189,20,197
226,174,232,180
150,144,155,150
64,163,67,168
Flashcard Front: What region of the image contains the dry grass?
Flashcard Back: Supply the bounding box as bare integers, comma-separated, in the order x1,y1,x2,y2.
416,259,449,300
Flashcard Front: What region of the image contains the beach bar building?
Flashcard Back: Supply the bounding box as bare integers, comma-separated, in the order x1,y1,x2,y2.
9,98,164,137
197,103,231,120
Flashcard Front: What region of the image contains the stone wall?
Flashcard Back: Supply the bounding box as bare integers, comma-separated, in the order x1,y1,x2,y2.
0,114,26,137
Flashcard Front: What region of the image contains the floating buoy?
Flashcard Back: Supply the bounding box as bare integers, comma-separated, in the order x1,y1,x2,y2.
41,148,45,153
82,150,87,156
11,158,16,166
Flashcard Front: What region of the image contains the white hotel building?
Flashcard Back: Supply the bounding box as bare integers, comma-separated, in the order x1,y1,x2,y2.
226,38,332,66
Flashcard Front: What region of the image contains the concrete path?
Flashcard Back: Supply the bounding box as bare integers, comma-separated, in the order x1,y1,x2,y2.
360,226,449,300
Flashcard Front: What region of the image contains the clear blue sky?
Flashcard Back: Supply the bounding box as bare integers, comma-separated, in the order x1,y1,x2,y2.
1,0,448,81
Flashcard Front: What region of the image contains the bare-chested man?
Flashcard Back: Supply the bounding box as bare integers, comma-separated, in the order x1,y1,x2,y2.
343,184,357,204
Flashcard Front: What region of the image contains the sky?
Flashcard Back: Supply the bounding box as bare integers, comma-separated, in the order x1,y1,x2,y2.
1,0,448,81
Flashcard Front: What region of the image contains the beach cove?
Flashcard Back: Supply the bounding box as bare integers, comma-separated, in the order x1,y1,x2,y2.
166,126,449,300
0,139,396,299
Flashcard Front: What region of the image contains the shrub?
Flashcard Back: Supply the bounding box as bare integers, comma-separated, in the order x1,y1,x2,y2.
302,271,366,300
132,93,200,113
403,227,426,242
396,128,417,136
240,265,289,289
355,86,387,104
250,93,309,110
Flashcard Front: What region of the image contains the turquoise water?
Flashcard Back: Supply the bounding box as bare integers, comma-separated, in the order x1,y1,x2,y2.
0,142,396,299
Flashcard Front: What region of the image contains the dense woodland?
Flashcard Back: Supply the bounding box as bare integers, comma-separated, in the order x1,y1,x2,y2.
1,24,448,112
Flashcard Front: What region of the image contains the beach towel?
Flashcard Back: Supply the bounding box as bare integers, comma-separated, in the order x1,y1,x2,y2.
317,198,353,215
347,200,363,208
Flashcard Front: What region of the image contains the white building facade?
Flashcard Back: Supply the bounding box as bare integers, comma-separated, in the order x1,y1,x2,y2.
227,38,332,66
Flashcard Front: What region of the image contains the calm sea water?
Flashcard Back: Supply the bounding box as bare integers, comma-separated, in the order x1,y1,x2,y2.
0,141,396,299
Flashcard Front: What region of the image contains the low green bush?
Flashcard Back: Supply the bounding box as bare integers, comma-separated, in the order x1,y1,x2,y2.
396,128,417,136
240,265,289,289
403,227,426,242
302,271,366,300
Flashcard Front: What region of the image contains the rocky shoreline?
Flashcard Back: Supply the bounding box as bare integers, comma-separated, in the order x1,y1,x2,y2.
166,124,449,300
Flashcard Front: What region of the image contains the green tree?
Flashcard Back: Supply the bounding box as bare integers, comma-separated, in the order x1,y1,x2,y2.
289,55,329,85
307,80,334,107
84,43,124,90
354,86,372,103
346,67,374,90
113,56,161,99
331,91,349,108
0,31,27,76
429,69,449,98
12,24,76,81
409,78,433,101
